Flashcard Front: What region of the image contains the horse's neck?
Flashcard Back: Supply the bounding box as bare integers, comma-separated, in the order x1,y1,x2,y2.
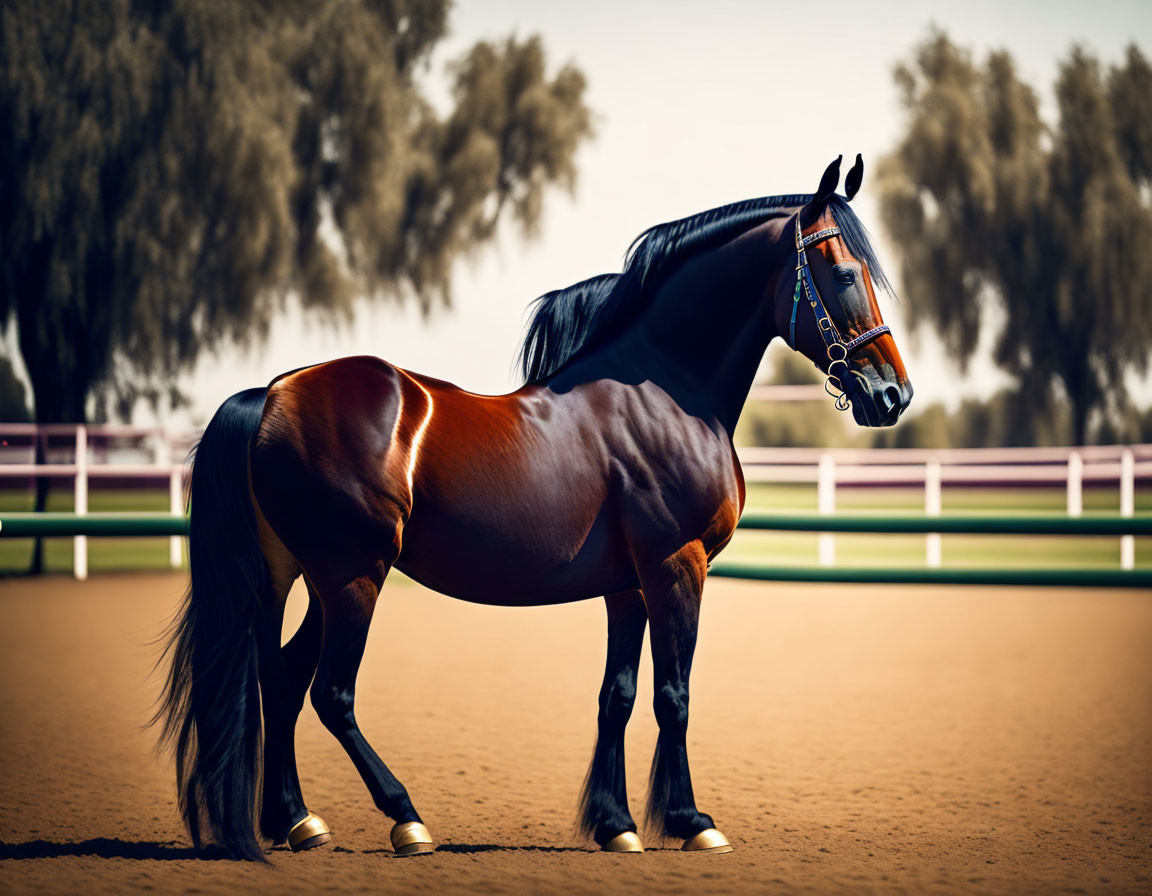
619,219,790,436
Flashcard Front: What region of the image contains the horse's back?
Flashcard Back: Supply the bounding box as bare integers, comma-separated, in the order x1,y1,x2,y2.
394,374,637,603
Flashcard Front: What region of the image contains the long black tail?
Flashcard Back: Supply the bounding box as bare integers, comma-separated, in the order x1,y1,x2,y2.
156,388,270,861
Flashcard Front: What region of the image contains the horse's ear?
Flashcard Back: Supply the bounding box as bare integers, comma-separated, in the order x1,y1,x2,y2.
801,155,842,225
845,153,864,201
814,155,842,204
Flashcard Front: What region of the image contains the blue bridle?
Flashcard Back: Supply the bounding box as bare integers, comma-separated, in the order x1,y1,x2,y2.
787,214,890,411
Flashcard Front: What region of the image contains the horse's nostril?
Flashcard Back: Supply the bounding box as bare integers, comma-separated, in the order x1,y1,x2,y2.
873,385,904,426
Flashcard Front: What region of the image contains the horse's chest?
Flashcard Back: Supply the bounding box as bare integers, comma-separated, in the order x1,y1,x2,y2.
611,424,740,554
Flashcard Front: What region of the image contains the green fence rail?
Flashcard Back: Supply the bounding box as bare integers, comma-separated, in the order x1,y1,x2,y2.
707,563,1152,588
1,511,1149,588
737,512,1152,536
0,513,188,537
4,511,1151,538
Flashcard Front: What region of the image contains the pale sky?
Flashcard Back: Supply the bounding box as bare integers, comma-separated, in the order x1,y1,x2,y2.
164,0,1151,426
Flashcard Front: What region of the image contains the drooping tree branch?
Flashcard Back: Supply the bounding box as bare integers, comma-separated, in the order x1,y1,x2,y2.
878,32,1152,443
0,0,594,424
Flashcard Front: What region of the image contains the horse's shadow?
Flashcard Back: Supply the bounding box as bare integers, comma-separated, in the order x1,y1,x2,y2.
0,839,612,861
0,838,229,861
372,843,588,855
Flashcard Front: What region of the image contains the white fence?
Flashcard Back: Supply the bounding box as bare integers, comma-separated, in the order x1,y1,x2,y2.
0,423,194,580
735,444,1148,570
0,423,1147,580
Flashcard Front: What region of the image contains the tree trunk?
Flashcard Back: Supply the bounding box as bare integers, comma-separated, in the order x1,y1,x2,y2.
28,434,50,574
25,363,87,576
1071,397,1090,446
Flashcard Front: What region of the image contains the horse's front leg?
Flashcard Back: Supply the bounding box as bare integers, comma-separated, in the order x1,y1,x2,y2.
578,589,648,851
640,541,733,853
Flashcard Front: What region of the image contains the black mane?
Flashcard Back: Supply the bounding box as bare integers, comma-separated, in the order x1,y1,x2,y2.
517,274,620,385
517,193,892,384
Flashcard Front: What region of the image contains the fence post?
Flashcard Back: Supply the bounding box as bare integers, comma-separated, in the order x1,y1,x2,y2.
156,434,183,569
74,424,88,581
169,466,183,569
925,457,942,568
818,453,835,567
1121,449,1134,570
1067,450,1082,518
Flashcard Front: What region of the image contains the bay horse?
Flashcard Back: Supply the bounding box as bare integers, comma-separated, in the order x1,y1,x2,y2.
157,156,912,860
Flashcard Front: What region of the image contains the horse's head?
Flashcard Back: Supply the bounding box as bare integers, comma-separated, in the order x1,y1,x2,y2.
775,155,913,426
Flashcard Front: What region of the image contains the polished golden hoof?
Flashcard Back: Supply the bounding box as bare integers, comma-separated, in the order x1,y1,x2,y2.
390,821,435,857
681,828,733,854
601,831,644,853
287,813,332,852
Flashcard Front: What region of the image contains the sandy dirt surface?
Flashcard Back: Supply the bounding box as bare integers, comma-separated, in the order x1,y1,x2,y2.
0,572,1149,894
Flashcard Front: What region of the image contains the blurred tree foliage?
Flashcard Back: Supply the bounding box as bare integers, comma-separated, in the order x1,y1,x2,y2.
737,346,1091,450
0,354,31,422
871,389,1072,449
0,0,592,424
734,346,861,448
878,33,1152,445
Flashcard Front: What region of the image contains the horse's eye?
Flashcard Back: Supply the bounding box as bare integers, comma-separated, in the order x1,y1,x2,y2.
834,270,855,286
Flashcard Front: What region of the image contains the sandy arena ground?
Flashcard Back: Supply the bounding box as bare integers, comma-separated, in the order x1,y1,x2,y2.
0,572,1150,894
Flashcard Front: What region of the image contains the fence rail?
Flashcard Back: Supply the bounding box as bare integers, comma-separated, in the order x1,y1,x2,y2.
737,512,1152,536
1,511,1148,588
6,511,1150,538
0,513,188,537
0,423,1147,581
734,444,1144,571
706,563,1152,588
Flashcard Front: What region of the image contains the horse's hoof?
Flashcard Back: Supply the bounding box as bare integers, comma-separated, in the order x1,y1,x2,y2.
681,828,733,854
287,813,332,852
390,821,435,856
601,831,644,852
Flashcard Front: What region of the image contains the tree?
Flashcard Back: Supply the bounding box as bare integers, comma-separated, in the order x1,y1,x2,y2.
0,353,31,421
877,33,1152,444
734,347,861,448
0,0,592,425
869,389,1071,449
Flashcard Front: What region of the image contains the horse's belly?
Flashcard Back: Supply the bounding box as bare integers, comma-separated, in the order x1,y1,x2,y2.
393,498,635,605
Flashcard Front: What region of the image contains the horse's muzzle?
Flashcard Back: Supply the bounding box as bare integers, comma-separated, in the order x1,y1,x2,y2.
846,364,913,427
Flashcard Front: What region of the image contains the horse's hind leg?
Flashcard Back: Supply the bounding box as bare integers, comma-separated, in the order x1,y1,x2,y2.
257,588,325,848
308,560,433,857
254,529,328,850
578,590,648,851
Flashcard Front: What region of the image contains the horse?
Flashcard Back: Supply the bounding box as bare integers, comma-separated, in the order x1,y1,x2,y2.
157,155,913,860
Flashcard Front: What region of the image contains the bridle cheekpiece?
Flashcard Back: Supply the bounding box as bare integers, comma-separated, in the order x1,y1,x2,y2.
788,214,890,411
